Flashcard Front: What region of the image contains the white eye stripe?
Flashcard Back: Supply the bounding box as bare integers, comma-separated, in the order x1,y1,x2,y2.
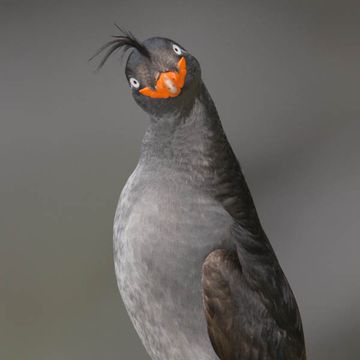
172,44,182,55
129,77,140,89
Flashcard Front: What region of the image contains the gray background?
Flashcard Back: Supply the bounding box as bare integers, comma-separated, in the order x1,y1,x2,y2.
1,0,359,359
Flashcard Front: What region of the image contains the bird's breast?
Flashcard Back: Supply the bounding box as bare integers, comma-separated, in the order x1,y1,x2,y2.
113,164,232,359
114,165,233,273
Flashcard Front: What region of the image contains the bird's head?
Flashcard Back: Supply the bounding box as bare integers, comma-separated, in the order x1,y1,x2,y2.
91,26,202,116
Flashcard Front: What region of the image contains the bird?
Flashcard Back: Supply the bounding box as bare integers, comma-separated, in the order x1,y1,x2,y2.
92,26,306,360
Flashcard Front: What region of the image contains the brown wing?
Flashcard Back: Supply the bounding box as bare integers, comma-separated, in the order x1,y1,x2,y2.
202,249,306,360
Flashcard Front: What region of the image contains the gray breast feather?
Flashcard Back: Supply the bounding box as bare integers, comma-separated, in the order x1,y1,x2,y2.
113,165,233,360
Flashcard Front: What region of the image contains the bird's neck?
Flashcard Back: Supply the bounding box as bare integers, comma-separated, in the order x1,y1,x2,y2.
140,81,234,177
140,81,262,232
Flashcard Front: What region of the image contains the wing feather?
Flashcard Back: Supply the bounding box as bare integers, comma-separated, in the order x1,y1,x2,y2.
202,249,306,360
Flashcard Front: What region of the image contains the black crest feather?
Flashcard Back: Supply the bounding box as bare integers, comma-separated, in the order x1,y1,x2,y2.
89,24,149,70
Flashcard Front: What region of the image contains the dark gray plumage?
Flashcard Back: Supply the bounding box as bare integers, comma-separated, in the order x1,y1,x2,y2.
94,28,306,360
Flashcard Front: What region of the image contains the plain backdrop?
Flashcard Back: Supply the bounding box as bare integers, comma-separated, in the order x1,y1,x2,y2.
1,0,359,359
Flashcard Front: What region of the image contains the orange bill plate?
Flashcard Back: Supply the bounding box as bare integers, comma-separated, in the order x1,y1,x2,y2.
139,57,187,99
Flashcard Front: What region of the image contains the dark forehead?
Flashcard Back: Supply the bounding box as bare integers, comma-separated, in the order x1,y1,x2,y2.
125,37,183,73
142,36,178,51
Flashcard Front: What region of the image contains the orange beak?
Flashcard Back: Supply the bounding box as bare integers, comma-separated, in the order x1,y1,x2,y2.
139,57,187,99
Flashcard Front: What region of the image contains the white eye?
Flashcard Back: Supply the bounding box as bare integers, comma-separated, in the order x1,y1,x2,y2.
172,44,182,55
129,77,140,89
